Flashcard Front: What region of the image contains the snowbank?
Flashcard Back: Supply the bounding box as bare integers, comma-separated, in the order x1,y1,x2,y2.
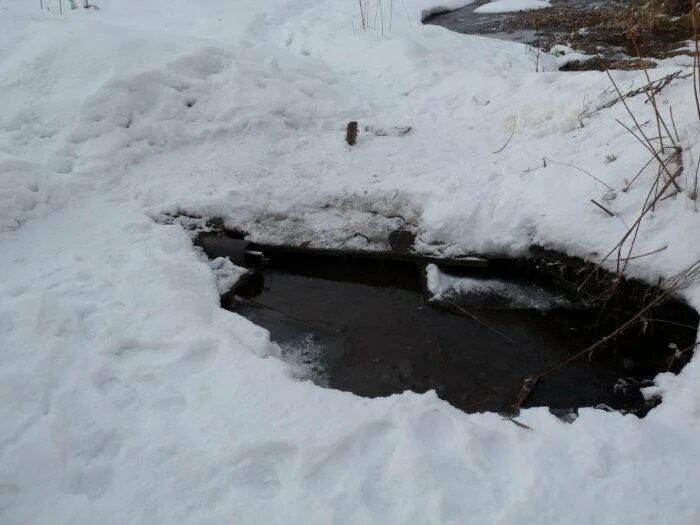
1,0,700,523
412,0,477,21
474,0,552,14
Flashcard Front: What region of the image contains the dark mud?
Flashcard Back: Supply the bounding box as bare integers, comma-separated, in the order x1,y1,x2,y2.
425,0,693,70
196,231,699,417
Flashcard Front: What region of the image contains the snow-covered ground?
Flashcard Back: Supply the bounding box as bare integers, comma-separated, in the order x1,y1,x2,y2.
2,0,700,523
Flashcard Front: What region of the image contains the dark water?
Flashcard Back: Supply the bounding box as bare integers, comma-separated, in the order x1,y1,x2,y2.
223,248,698,416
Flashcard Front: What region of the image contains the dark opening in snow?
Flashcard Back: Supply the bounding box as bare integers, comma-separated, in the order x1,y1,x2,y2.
196,231,698,418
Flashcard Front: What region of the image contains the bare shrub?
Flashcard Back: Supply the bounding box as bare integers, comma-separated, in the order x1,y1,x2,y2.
356,0,393,34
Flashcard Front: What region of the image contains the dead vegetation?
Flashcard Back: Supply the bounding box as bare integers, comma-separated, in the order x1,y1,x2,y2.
503,0,694,60
589,0,700,281
505,1,700,415
561,57,659,71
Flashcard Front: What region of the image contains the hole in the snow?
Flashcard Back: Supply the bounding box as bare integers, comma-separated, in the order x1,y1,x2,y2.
196,230,698,418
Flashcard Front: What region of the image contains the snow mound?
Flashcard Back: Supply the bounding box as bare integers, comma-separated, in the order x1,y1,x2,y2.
475,0,551,14
48,47,342,175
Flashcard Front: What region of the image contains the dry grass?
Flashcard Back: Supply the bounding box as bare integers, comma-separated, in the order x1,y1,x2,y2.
455,1,700,415
356,0,393,33
515,1,692,35
575,2,700,285
562,57,658,71
692,0,700,120
503,0,693,58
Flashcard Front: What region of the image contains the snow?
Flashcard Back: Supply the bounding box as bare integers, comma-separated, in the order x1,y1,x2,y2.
425,264,572,309
1,0,700,523
207,257,249,295
474,0,551,14
417,0,477,20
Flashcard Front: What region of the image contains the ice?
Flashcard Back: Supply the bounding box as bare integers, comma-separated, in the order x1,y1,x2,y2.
425,264,572,309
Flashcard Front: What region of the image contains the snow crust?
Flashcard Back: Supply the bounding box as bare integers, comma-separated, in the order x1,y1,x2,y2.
474,0,551,14
2,0,700,522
